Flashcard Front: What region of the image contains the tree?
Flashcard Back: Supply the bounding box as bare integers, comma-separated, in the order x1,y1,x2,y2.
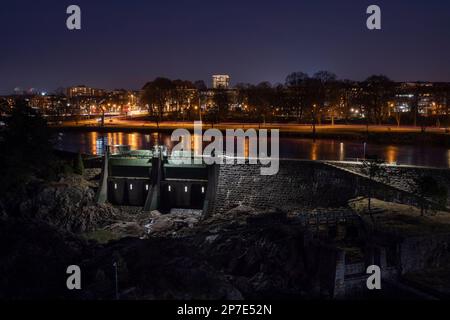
311,71,339,132
141,78,174,128
194,80,207,91
361,75,395,125
204,105,219,128
406,85,422,127
361,157,389,220
235,83,251,114
212,88,230,123
392,103,402,127
244,82,274,127
285,72,309,123
340,80,359,124
172,79,195,120
409,175,447,216
0,100,55,197
272,83,287,119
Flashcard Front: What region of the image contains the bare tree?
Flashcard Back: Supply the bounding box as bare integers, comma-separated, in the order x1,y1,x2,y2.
361,157,389,221
285,72,309,123
141,78,174,128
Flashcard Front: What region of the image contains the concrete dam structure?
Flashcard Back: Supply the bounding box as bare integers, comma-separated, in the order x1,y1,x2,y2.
96,145,215,214
96,145,448,215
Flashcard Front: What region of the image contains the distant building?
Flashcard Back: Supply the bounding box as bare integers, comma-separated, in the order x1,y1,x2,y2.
212,75,230,89
66,85,106,98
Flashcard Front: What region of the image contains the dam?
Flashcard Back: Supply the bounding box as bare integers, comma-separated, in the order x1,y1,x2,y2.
95,145,216,214
95,145,450,216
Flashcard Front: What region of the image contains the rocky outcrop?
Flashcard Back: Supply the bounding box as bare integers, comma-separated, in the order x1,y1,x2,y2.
17,173,122,232
76,206,320,299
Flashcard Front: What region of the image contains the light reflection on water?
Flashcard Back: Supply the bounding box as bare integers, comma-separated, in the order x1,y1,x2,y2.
55,131,450,168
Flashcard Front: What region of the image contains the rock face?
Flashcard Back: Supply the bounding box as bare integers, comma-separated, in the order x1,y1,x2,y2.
77,206,334,300
17,173,121,232
142,209,202,237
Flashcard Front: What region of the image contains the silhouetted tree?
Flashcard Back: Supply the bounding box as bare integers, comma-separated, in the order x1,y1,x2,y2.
141,78,174,128
204,105,218,128
0,100,55,197
310,71,339,135
244,82,274,127
361,157,389,220
194,80,207,91
172,79,195,120
212,88,230,123
285,72,309,122
361,75,395,125
409,175,447,216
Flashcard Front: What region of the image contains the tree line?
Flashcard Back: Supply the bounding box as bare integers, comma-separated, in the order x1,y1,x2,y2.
140,73,450,128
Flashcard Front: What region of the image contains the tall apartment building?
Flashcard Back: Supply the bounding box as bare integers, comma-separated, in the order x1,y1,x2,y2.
66,85,106,98
212,75,230,89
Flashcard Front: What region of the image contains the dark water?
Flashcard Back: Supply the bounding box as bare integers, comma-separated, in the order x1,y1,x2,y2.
54,131,450,168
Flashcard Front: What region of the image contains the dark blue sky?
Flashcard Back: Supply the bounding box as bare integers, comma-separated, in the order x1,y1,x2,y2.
1,0,450,94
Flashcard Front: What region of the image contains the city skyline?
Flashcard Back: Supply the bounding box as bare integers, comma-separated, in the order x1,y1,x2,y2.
4,74,450,97
2,0,450,94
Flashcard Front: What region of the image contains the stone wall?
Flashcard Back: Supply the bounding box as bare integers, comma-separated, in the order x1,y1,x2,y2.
210,160,433,215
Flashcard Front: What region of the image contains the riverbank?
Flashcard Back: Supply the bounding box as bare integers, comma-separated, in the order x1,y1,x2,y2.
51,121,450,147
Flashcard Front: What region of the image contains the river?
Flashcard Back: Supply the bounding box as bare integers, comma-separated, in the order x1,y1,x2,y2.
54,131,450,168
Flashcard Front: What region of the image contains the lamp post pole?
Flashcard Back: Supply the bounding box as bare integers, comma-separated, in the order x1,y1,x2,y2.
198,94,202,122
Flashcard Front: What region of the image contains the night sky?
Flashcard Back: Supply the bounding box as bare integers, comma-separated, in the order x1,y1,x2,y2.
1,0,450,94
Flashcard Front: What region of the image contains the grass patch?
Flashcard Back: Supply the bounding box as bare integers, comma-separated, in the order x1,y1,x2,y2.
82,229,120,244
350,198,450,237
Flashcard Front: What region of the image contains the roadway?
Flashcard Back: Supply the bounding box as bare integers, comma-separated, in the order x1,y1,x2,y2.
53,117,450,135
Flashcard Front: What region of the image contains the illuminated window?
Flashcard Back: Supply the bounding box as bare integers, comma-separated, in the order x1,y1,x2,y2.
184,186,188,193
145,184,149,191
129,184,133,190
201,186,205,193
168,185,172,192
114,183,117,190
